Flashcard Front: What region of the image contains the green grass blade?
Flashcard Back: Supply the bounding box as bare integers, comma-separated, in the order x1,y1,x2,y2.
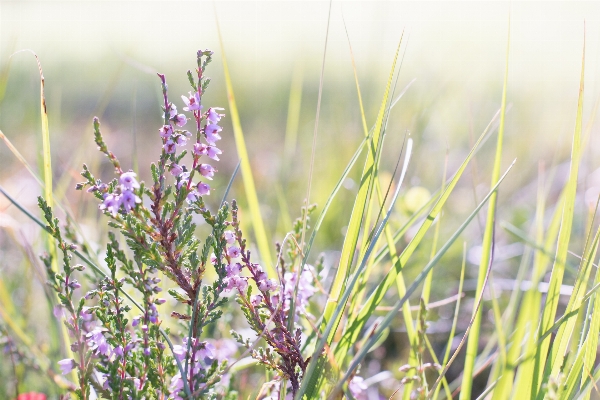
532,33,585,398
548,225,600,380
580,236,600,398
216,24,275,277
460,17,510,400
432,243,467,400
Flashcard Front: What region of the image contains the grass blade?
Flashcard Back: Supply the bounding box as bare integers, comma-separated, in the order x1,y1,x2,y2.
532,31,585,398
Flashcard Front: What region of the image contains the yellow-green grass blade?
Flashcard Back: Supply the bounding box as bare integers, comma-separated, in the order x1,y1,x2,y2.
548,223,600,380
580,235,600,399
335,161,516,399
334,106,502,364
533,35,585,398
320,39,402,339
563,342,587,399
512,174,563,396
216,25,275,277
460,17,510,400
432,242,467,400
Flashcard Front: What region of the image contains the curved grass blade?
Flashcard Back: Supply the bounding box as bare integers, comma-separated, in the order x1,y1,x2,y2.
216,21,275,277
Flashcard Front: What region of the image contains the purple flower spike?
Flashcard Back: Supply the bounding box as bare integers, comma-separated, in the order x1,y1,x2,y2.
205,124,222,144
206,107,225,123
199,164,216,180
58,358,76,375
120,172,140,190
182,91,202,112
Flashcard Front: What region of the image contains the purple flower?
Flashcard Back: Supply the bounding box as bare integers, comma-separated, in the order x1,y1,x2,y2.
224,230,235,244
58,358,76,375
99,193,121,217
170,163,184,176
119,172,140,190
197,182,210,196
283,265,317,315
121,190,141,213
172,114,187,127
227,246,241,259
164,139,177,154
132,316,141,327
193,142,208,156
182,91,202,112
87,328,111,356
258,278,278,292
207,145,222,161
349,376,368,399
175,135,188,146
199,164,216,180
186,189,199,203
205,124,222,144
68,280,81,289
168,103,178,118
159,125,173,139
225,262,241,276
169,373,186,400
224,275,248,293
177,172,191,189
206,107,225,123
251,294,263,307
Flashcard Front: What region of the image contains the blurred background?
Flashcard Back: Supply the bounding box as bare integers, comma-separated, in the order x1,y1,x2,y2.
2,1,600,397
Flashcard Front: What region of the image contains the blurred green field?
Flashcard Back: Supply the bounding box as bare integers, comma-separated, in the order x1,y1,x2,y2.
3,2,600,399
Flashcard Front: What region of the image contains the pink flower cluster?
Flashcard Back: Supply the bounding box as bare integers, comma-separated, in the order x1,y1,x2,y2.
163,88,225,203
98,172,142,217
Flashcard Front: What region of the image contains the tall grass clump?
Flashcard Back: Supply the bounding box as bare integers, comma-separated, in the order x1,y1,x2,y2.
1,20,600,400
